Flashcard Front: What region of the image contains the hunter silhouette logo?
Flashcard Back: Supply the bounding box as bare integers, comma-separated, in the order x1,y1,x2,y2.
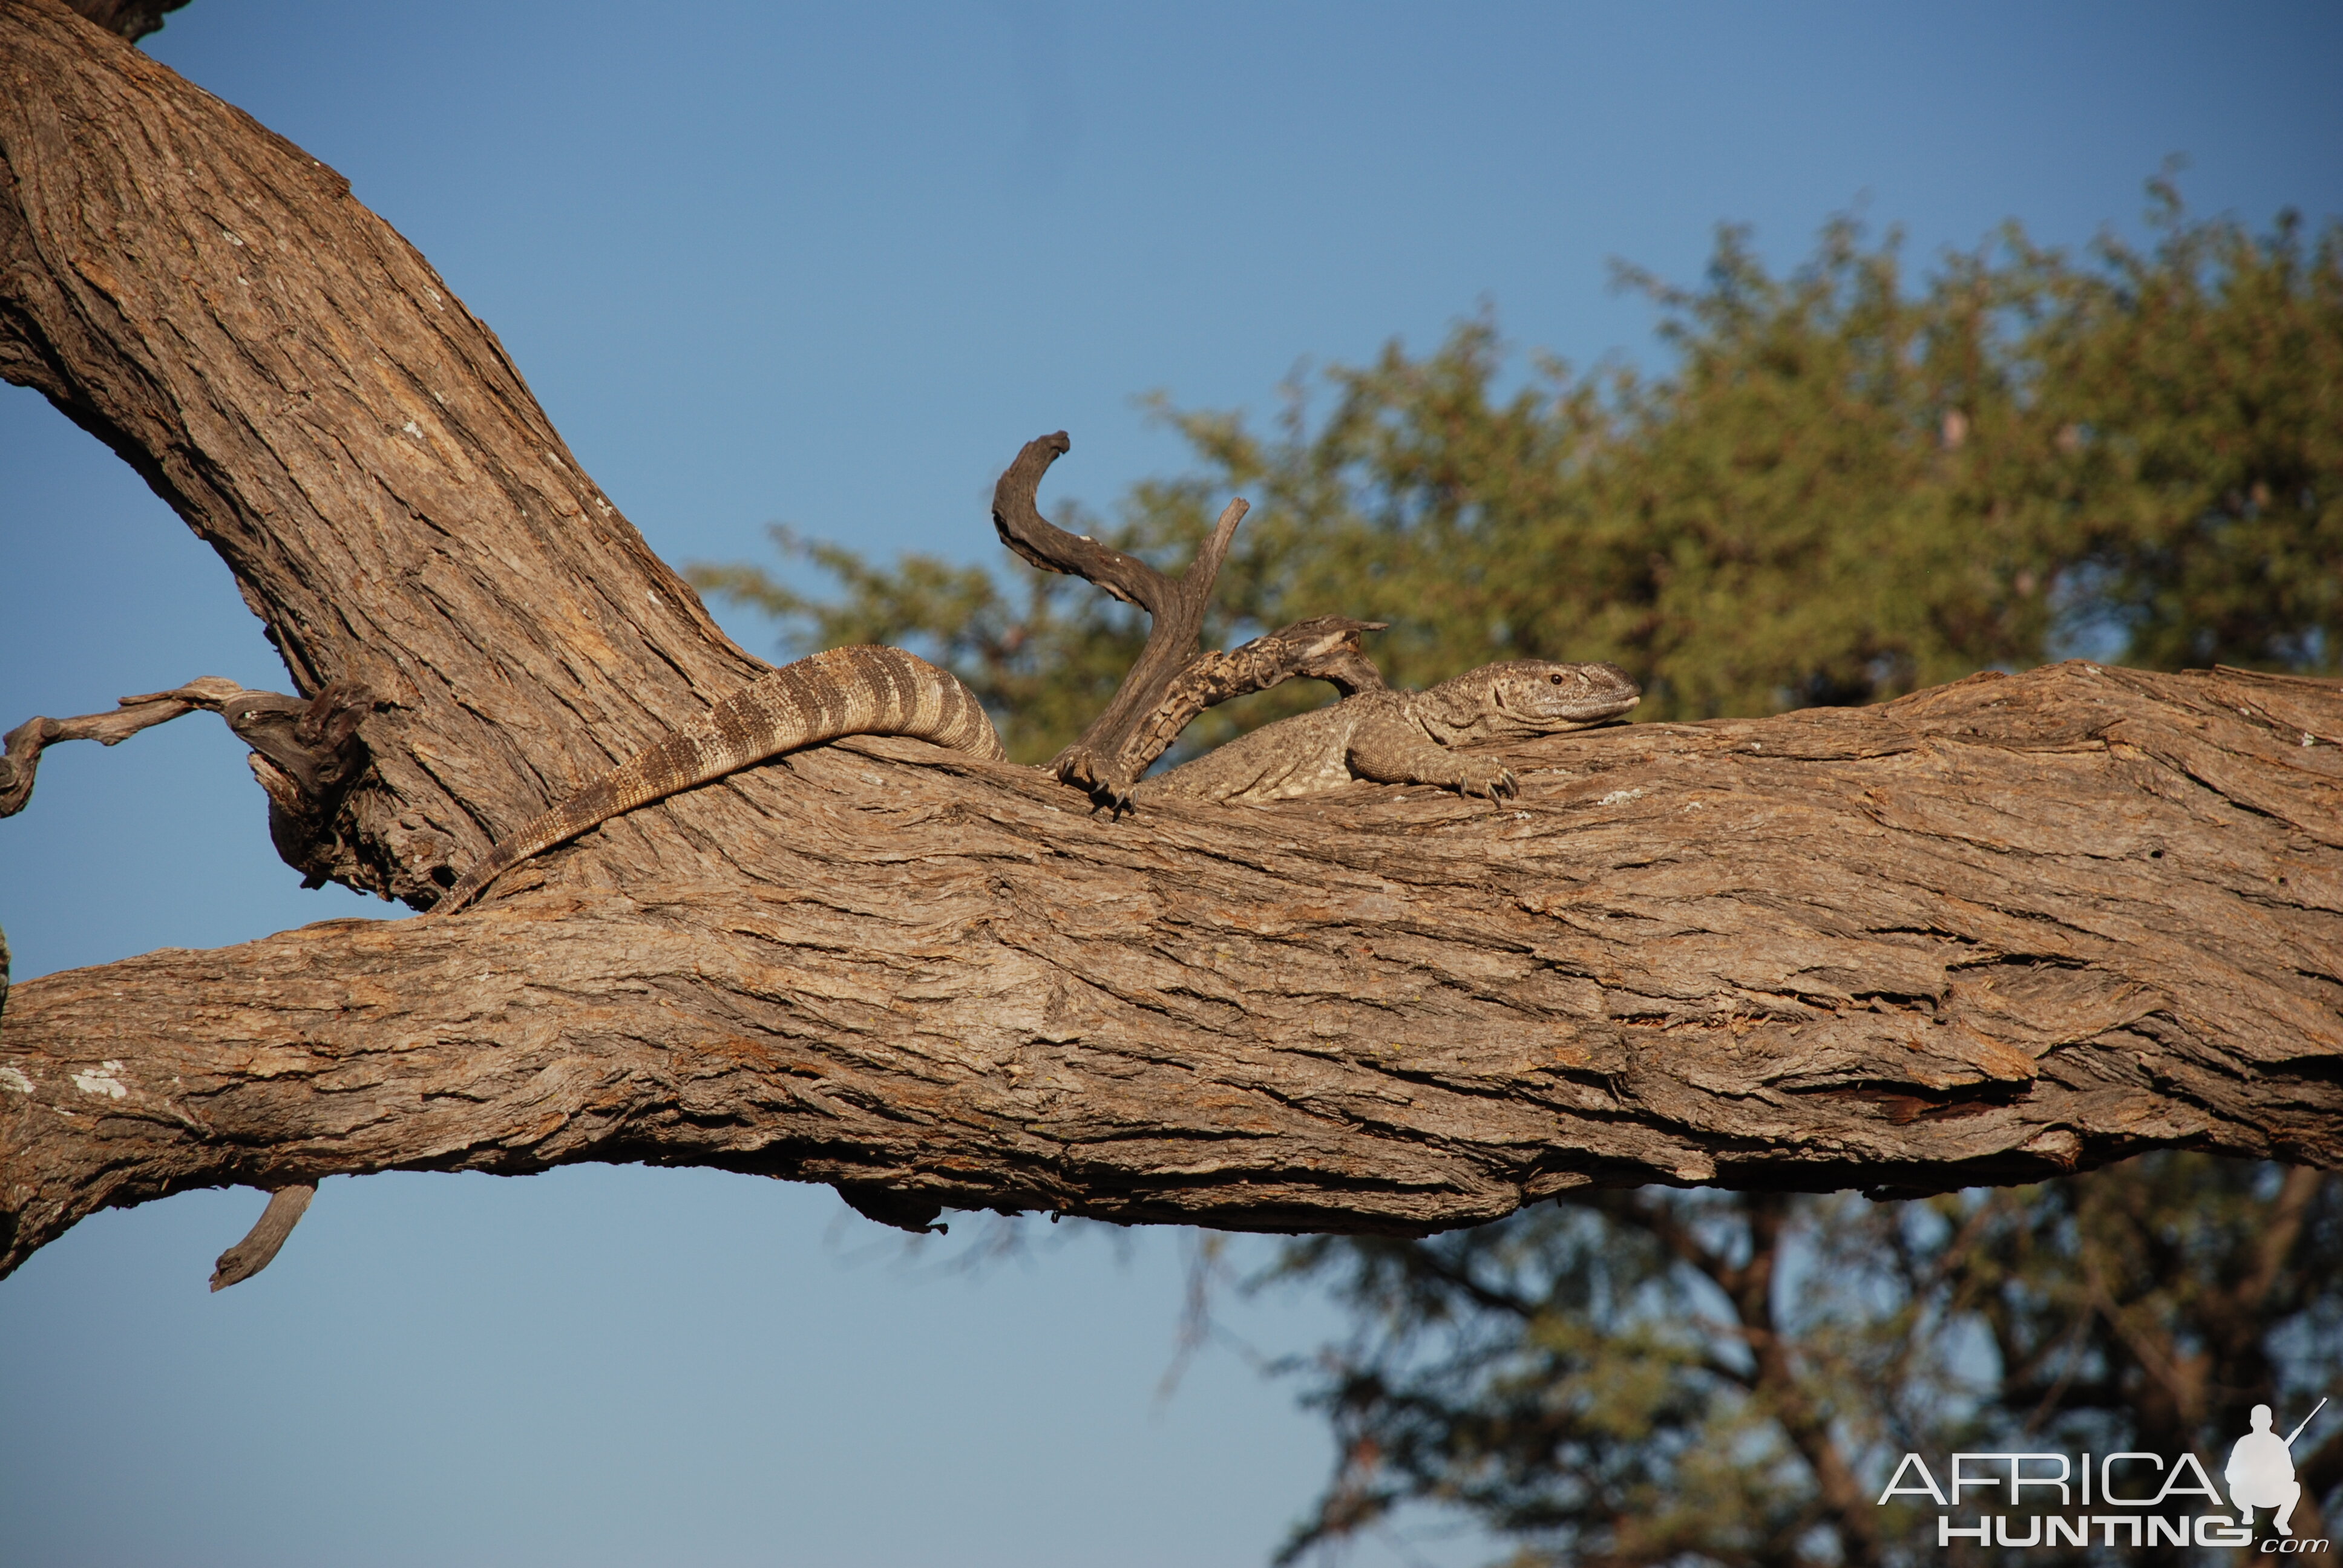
1875,1398,2333,1552
2230,1400,2327,1538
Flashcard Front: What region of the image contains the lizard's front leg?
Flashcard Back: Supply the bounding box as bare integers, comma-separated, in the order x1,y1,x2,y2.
1347,713,1517,801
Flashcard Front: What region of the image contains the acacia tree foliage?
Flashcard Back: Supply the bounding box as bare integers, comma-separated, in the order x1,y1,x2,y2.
697,191,2343,1567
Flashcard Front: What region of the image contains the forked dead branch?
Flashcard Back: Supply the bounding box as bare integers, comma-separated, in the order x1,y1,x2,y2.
1,0,2340,1285
989,430,1399,808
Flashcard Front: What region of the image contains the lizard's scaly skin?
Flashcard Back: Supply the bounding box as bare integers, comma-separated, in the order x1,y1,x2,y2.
1136,659,1639,806
434,645,1002,914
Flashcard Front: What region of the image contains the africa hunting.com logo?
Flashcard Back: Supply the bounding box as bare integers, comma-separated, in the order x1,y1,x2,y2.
1877,1399,2329,1553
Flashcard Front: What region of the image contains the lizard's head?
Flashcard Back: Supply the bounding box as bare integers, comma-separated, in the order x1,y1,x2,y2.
1426,659,1641,740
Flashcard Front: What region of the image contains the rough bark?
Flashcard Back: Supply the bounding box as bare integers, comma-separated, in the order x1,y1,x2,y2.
2,0,2340,1278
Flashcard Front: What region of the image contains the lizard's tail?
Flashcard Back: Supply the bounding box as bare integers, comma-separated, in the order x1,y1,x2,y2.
432,646,1001,914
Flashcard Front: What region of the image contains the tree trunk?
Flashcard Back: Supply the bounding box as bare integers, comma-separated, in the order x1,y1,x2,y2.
2,0,2339,1278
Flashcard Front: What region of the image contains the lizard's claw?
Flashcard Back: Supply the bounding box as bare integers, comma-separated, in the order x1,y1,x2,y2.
1461,766,1517,802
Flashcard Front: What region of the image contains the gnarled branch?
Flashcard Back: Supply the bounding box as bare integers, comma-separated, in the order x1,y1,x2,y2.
1097,613,1392,800
1,679,239,816
3,677,376,886
991,437,1394,806
209,1181,313,1290
992,431,1252,803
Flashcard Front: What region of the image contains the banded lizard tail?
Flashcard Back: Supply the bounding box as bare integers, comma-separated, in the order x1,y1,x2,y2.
433,644,1002,913
1135,658,1638,806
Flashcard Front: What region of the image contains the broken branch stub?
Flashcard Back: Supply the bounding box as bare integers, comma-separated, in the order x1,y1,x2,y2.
64,0,190,43
209,1182,316,1290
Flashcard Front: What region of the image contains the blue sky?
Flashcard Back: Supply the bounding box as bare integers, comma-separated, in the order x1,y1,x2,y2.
2,4,2338,1564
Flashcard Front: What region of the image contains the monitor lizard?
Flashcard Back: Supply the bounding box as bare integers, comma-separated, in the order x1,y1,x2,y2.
1133,658,1640,805
431,650,1637,913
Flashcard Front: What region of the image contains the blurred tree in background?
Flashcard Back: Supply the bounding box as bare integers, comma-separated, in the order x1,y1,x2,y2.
1233,1158,2341,1567
695,185,2342,1565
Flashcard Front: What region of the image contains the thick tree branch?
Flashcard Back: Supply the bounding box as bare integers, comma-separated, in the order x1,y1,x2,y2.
1,0,2340,1280
5,661,2341,1276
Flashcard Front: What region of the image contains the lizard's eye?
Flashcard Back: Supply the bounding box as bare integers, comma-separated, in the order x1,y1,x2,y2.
1548,673,1564,684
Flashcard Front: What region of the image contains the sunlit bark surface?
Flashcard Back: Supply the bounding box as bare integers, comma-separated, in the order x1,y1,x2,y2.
3,0,2339,1277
